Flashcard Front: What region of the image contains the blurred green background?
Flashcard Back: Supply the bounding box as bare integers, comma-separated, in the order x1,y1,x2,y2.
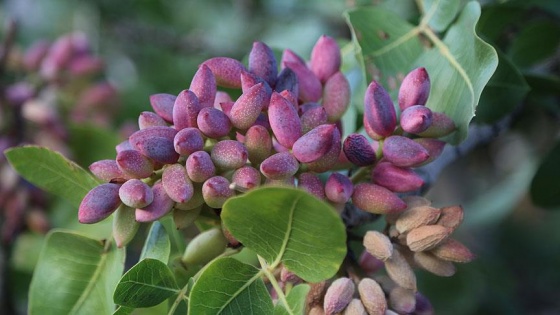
1,0,560,314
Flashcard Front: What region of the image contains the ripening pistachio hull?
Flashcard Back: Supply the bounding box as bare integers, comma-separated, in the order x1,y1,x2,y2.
119,179,154,208
135,181,174,222
372,162,424,193
382,136,430,167
162,164,194,203
173,90,201,130
202,57,246,89
398,67,430,111
174,127,204,156
268,92,302,149
249,41,278,87
202,176,235,208
189,64,216,108
112,205,140,248
186,151,216,183
363,81,397,139
181,228,228,266
149,93,175,123
322,71,350,122
116,149,154,179
196,107,231,138
310,35,341,83
89,159,126,182
229,82,269,130
79,183,122,224
352,183,406,215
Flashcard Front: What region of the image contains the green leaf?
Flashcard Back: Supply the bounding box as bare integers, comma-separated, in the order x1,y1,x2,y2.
28,230,125,315
140,221,171,264
69,124,121,168
113,306,134,315
4,146,100,207
345,1,498,144
422,0,461,32
508,20,560,68
475,49,530,123
188,257,273,315
114,259,179,308
274,284,310,315
531,141,560,209
222,187,346,283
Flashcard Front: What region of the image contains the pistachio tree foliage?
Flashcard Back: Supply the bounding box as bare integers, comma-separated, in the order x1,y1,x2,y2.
12,0,560,313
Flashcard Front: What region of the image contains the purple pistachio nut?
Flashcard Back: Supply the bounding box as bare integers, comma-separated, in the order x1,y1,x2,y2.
417,112,456,138
363,81,397,139
306,125,342,173
358,251,384,275
343,133,377,167
310,35,342,83
230,82,269,130
211,140,248,171
202,57,246,88
202,176,235,208
23,40,50,71
79,183,122,224
260,152,299,180
400,105,433,134
249,41,278,87
89,159,127,182
219,101,234,117
129,126,178,148
398,67,430,111
322,71,350,122
243,125,272,165
134,136,180,164
116,140,133,153
213,91,233,109
323,277,355,315
352,183,407,214
189,64,217,108
68,55,104,77
138,111,168,129
162,164,194,203
174,127,204,156
382,135,430,167
372,162,424,193
231,166,261,191
413,138,446,165
268,92,302,149
325,173,354,204
300,103,328,134
284,61,322,103
135,181,174,222
186,151,216,183
281,49,306,67
197,107,232,139
414,292,434,315
116,149,154,179
173,90,201,130
297,172,326,200
240,71,272,101
119,179,154,208
149,93,176,123
292,124,337,163
39,34,73,79
274,68,299,100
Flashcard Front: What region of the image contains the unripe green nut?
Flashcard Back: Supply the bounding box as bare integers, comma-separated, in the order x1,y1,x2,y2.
181,228,228,266
112,205,139,248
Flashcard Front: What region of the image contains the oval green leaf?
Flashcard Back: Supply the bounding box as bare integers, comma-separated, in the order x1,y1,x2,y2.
531,141,560,209
222,187,346,283
113,258,179,308
4,146,100,207
140,221,171,264
345,1,498,144
28,230,125,315
274,284,310,315
188,257,273,315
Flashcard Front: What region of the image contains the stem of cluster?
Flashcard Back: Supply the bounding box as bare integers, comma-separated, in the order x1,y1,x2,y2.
167,281,190,315
258,255,294,315
350,166,371,184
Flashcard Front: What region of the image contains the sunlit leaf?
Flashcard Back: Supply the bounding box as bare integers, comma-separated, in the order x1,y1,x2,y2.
274,284,310,315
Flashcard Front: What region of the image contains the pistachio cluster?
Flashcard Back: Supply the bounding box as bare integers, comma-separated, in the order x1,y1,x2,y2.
0,29,118,243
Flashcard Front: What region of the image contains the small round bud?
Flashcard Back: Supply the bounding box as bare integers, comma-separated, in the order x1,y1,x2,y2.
260,152,299,180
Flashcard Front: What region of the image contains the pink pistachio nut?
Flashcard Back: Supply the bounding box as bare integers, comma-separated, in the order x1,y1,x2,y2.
413,138,446,165
173,90,201,130
417,112,456,138
372,162,424,193
202,176,235,208
174,127,204,156
292,124,337,163
68,55,104,77
260,152,299,180
189,64,217,108
382,135,430,167
322,71,350,122
398,67,430,111
230,82,269,130
138,111,168,129
135,181,174,222
248,41,278,87
116,140,133,153
305,125,342,173
241,71,272,101
162,164,194,203
197,107,232,139
323,277,355,315
343,133,377,167
186,151,216,183
274,68,299,100
134,136,179,165
23,40,50,71
243,125,272,165
352,183,407,214
268,92,302,149
119,179,154,208
210,140,248,171
116,149,154,179
89,159,127,182
149,93,176,123
201,57,246,89
129,126,178,149
300,103,328,134
297,172,326,200
363,81,397,139
79,183,122,224
213,91,233,109
325,173,354,204
231,166,261,191
284,61,322,103
310,35,342,83
400,105,433,134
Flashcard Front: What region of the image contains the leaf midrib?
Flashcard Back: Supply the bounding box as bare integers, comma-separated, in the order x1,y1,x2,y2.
271,196,301,269
118,280,180,294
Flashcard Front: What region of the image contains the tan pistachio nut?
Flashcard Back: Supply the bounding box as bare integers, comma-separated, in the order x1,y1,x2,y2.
358,278,387,315
323,277,355,315
343,298,368,315
429,238,475,263
388,286,416,314
413,251,456,277
406,225,452,252
395,205,441,234
384,247,417,291
363,230,393,261
436,205,464,231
